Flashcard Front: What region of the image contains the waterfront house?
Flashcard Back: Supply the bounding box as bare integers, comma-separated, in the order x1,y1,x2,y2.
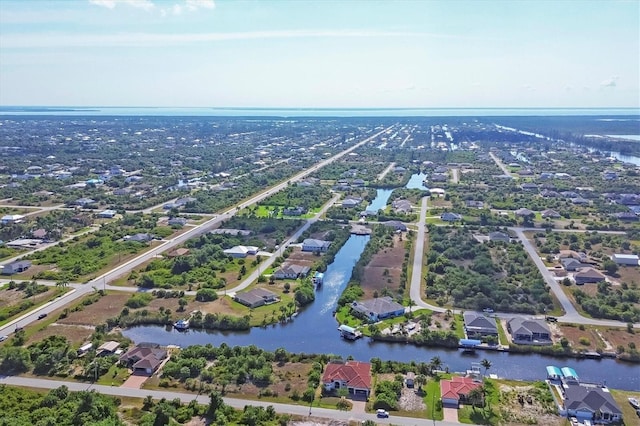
507,318,552,345
574,268,606,285
562,384,623,424
440,376,483,408
463,312,498,338
97,341,120,356
350,296,405,322
233,288,279,308
119,344,167,375
392,199,412,214
322,361,371,397
382,220,407,232
342,197,362,208
273,263,310,280
2,260,32,275
302,238,331,253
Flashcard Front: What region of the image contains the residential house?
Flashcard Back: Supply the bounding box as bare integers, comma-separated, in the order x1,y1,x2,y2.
613,212,639,221
571,197,590,205
393,166,407,173
119,344,167,375
302,238,331,252
74,197,96,206
125,233,154,243
322,361,372,397
352,178,365,187
515,208,535,217
431,173,448,182
520,183,538,191
283,206,307,216
563,384,623,424
574,268,606,285
97,341,120,356
1,214,25,224
507,318,552,345
350,296,405,322
541,209,561,219
465,200,485,209
382,220,407,232
489,231,510,243
233,288,279,308
463,312,498,338
342,197,362,208
2,260,32,275
97,209,117,219
440,212,462,222
273,263,311,280
611,254,639,266
31,228,47,239
167,217,188,226
223,245,259,258
392,199,412,214
561,258,591,272
167,248,190,258
440,376,483,408
540,189,560,198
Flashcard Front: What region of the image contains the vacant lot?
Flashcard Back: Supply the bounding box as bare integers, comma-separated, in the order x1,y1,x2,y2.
285,248,319,268
598,327,640,351
557,324,602,351
361,234,406,298
58,292,130,326
27,323,93,346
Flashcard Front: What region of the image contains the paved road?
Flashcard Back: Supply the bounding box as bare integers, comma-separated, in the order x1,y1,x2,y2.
488,152,513,177
0,375,460,426
450,168,459,184
0,126,393,337
377,162,396,181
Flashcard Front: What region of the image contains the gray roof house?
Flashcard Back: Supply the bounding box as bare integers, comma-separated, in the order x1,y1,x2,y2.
441,212,462,222
382,220,407,232
561,258,591,271
541,209,561,218
507,318,551,345
302,238,331,252
273,264,311,280
351,296,405,322
463,312,498,338
515,208,535,217
234,288,279,308
574,268,606,285
392,199,412,213
563,384,623,424
342,197,362,208
489,231,510,243
2,260,32,275
125,233,154,243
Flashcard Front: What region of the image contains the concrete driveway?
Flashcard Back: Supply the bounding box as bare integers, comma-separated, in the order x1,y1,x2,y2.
443,407,459,423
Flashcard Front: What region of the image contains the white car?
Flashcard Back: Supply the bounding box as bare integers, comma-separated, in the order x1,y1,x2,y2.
0,335,8,342
483,308,494,313
376,409,389,418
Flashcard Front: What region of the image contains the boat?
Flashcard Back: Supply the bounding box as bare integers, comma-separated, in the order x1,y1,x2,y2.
312,271,324,288
173,319,190,331
629,397,640,409
338,324,362,340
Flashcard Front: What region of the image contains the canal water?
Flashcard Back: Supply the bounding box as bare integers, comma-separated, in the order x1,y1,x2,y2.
123,197,640,391
367,189,393,212
405,173,429,190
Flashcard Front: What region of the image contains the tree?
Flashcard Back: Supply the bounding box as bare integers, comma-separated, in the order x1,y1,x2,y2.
178,298,188,312
481,358,492,377
336,398,350,411
430,356,442,374
603,260,618,275
283,282,291,293
208,391,224,415
467,387,484,411
415,374,427,391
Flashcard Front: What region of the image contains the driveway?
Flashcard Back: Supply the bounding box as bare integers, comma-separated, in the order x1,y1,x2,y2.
121,373,149,389
443,407,459,423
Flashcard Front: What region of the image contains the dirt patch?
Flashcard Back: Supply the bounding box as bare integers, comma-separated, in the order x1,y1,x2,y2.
27,323,93,346
600,327,640,350
285,248,319,268
497,384,564,426
220,362,313,399
58,293,130,326
557,324,602,351
361,234,407,298
427,312,456,332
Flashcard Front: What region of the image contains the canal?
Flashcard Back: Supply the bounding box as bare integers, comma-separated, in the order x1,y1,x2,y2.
123,191,640,391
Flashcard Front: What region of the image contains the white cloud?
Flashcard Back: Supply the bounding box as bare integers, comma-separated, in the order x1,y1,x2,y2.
185,0,215,11
600,76,618,87
89,0,155,11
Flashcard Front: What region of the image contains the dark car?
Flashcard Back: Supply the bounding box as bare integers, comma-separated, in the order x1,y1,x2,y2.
545,316,558,322
37,313,48,320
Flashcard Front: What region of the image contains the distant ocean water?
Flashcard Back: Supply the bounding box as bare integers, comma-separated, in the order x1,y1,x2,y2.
0,106,639,117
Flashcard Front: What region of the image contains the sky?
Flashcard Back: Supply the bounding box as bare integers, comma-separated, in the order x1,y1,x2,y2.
0,0,638,108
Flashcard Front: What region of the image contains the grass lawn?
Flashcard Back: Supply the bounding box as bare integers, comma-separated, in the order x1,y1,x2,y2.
425,379,444,420
457,380,501,425
610,389,640,425
97,364,131,386
496,319,509,346
452,314,465,339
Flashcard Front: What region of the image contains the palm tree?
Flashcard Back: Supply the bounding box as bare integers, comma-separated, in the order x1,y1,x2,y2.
415,374,427,392
467,387,484,411
430,356,442,375
481,358,492,377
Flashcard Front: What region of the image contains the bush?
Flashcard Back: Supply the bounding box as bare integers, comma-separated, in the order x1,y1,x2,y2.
195,288,218,302
125,293,153,308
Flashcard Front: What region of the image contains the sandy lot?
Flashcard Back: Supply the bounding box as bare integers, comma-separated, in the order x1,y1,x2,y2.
361,234,407,298
58,293,130,326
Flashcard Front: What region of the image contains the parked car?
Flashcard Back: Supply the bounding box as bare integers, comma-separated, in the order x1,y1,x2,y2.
629,397,640,409
37,313,48,320
376,409,389,418
545,316,558,323
0,335,8,342
482,308,494,313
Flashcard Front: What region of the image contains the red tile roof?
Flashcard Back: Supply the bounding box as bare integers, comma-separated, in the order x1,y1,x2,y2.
440,376,481,401
322,361,372,390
